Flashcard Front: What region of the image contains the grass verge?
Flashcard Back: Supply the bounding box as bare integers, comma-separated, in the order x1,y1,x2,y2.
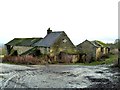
65,54,118,66
1,54,118,66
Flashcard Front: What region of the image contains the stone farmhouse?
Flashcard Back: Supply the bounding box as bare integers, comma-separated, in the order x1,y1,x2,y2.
5,28,78,63
76,40,110,63
33,28,77,56
5,38,43,56
5,28,110,63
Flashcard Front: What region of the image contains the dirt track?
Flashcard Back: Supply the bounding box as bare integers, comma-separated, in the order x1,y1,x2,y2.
0,63,120,88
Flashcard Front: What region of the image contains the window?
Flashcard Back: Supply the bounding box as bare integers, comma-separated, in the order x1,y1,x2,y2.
63,39,67,43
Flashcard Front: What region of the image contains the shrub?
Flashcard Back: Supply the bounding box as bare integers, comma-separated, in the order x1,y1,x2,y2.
2,55,40,65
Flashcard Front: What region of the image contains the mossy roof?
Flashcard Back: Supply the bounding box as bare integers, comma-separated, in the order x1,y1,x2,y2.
77,40,108,48
20,47,37,55
77,39,100,48
93,40,108,47
6,38,43,46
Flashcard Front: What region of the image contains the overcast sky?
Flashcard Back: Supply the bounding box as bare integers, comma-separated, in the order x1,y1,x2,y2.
0,0,119,45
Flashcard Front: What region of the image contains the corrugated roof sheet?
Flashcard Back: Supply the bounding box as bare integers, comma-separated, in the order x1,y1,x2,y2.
34,31,63,47
6,38,43,46
94,40,108,47
91,41,101,47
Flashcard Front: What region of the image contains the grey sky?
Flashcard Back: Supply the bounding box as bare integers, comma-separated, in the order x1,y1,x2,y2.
0,0,119,45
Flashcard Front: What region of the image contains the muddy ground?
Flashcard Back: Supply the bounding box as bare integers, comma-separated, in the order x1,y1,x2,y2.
0,63,120,89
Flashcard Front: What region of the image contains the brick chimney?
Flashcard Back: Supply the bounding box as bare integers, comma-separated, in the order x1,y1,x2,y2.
47,28,52,35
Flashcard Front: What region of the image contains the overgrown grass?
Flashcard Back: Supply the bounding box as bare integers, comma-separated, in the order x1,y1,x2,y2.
2,55,41,65
1,54,118,66
0,47,6,55
64,54,118,66
1,55,56,65
0,47,6,59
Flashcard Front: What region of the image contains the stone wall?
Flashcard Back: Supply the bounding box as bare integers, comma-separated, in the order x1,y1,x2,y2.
103,47,109,57
96,47,102,60
58,52,79,63
13,46,33,55
38,47,50,55
77,40,96,62
50,32,77,56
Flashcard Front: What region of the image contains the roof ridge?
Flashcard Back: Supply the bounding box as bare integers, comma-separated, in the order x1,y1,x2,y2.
5,38,43,46
14,37,42,39
51,31,64,33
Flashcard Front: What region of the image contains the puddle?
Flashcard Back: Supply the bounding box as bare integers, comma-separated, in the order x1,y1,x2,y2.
67,73,78,77
95,71,104,74
86,76,110,82
1,72,10,74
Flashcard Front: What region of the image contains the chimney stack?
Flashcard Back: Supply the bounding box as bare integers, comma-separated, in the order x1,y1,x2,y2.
47,28,52,35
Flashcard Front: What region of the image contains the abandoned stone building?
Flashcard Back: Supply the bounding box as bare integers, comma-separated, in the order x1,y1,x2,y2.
34,28,77,55
76,40,110,63
92,40,110,57
5,28,110,63
5,38,43,56
33,28,78,63
5,28,79,63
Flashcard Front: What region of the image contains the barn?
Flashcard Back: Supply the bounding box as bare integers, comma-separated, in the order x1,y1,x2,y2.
76,40,105,63
5,38,43,56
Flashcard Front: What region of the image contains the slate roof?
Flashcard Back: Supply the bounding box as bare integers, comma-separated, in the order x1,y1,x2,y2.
77,40,100,48
6,38,43,46
77,40,108,48
34,31,64,47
